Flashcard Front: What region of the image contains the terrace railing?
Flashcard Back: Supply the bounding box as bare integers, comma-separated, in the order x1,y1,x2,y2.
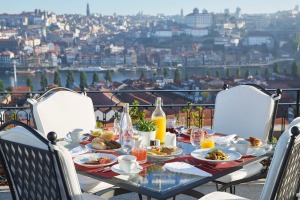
0,87,299,134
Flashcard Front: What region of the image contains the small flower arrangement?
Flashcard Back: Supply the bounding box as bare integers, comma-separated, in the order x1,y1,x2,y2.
136,119,157,132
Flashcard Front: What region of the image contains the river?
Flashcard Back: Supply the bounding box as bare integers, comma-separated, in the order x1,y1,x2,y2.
0,65,282,90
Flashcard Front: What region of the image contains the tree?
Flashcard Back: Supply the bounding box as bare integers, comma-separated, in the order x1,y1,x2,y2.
264,68,270,76
236,68,241,77
215,70,220,78
53,71,61,86
245,69,251,78
26,78,33,91
284,67,287,75
295,34,300,52
185,73,189,80
140,71,145,79
226,68,231,77
153,72,157,77
292,61,300,78
174,69,181,84
273,63,280,74
163,68,169,77
79,71,88,89
66,70,74,88
255,69,260,76
92,71,99,84
0,79,5,92
40,74,48,90
104,70,112,83
206,70,211,77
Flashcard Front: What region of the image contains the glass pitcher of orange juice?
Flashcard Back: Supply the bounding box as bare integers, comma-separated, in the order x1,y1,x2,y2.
151,97,166,145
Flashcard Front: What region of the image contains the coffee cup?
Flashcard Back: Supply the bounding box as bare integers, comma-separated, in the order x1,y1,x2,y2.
234,140,249,155
118,155,139,173
67,128,85,142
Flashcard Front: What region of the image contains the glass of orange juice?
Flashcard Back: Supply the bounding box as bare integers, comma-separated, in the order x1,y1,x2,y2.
201,135,215,149
132,144,147,164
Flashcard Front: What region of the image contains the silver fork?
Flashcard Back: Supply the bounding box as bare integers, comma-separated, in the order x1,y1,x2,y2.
94,166,110,172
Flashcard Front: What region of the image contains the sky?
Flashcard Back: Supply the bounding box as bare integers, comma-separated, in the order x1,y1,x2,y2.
0,0,299,16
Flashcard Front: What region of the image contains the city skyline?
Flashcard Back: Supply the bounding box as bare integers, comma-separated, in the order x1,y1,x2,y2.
0,0,299,16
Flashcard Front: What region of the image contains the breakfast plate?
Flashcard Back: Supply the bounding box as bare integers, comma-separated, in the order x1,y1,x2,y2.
181,128,215,137
73,153,117,168
191,148,242,163
146,146,183,158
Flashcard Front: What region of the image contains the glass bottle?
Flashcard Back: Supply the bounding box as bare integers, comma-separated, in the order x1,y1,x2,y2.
120,103,134,154
151,97,166,145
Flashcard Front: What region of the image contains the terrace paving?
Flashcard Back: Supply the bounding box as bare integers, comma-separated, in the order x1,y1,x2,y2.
0,180,264,199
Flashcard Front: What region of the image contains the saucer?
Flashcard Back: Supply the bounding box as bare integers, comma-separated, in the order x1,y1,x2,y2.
111,164,143,175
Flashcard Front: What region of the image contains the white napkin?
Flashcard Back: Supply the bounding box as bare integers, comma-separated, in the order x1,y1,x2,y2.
69,146,89,157
162,162,212,177
213,134,236,144
165,132,176,146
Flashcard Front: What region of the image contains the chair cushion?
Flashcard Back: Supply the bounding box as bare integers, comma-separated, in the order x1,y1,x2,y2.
0,126,48,150
78,174,114,193
199,191,249,200
54,144,83,200
213,85,275,140
216,163,263,183
32,91,96,139
260,117,300,200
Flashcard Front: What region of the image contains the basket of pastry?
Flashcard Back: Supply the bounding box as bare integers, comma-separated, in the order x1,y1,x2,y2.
91,137,121,150
246,137,263,147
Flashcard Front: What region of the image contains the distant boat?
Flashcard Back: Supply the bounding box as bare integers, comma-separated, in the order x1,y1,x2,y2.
119,67,137,72
77,67,107,72
5,69,35,75
142,67,157,72
44,69,55,74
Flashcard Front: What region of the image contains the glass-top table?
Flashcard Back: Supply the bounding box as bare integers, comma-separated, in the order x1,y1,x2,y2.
60,140,273,200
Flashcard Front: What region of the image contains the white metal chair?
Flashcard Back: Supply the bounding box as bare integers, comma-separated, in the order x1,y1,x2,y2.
213,84,281,141
212,84,281,192
27,87,114,194
199,118,300,200
0,120,104,200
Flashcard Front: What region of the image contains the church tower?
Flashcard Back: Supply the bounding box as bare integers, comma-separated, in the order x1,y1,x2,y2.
86,3,90,16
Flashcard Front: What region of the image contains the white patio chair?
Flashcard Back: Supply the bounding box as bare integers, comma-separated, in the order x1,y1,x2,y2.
212,84,281,193
0,120,104,200
27,87,114,194
199,118,300,200
213,84,281,141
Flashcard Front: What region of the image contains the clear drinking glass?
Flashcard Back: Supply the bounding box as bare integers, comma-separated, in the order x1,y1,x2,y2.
175,116,186,139
113,117,121,135
190,128,203,149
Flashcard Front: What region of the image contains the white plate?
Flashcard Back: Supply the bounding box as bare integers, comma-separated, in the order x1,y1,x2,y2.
111,164,143,175
73,153,117,168
242,148,256,156
191,148,242,163
85,142,120,152
147,146,183,158
181,128,215,137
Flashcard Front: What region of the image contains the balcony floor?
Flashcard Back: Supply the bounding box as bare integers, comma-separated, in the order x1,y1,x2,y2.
0,180,264,199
